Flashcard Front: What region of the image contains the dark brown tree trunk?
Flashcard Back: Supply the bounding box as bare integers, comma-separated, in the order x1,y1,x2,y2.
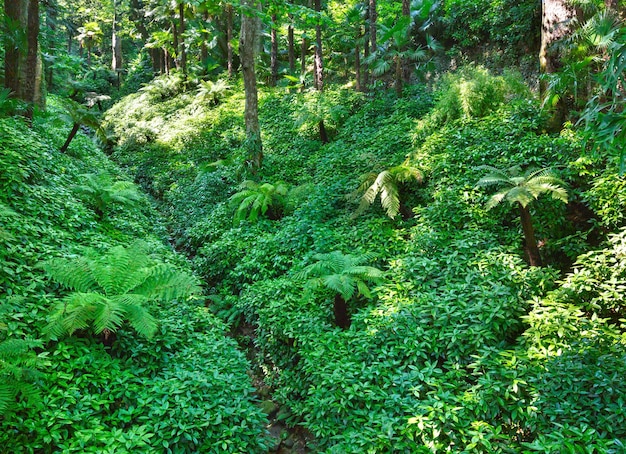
369,0,377,53
355,40,361,91
270,14,278,87
4,0,24,96
313,0,323,91
200,10,209,71
300,36,308,79
319,120,328,143
60,123,80,153
402,0,411,84
24,0,42,112
288,17,295,73
363,15,370,90
178,1,187,75
519,204,542,267
240,0,263,171
227,4,234,77
333,294,351,329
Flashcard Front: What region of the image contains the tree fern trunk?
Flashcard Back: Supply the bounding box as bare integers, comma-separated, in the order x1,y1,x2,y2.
334,294,351,329
519,204,542,267
60,123,80,153
319,120,329,144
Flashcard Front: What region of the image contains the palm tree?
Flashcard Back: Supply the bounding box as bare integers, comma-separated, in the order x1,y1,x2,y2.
296,251,385,329
476,166,568,267
352,163,423,219
229,180,290,225
43,241,201,340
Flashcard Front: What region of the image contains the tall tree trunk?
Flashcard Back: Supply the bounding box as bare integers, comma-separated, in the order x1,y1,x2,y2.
395,55,403,96
369,0,377,53
402,0,411,84
270,14,278,86
539,0,575,83
300,35,307,80
313,0,323,91
240,0,263,171
45,0,58,88
112,7,123,82
333,294,351,329
172,20,179,70
539,0,576,127
288,17,295,73
178,1,187,75
355,39,361,91
519,204,542,267
24,0,42,111
363,13,370,90
4,0,24,96
226,4,234,77
200,9,209,71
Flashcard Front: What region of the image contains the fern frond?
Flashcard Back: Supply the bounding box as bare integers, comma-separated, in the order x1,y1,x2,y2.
42,256,97,293
135,264,201,301
121,303,158,338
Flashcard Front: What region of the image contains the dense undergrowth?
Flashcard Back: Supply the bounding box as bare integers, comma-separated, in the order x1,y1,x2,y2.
101,67,626,452
0,99,269,452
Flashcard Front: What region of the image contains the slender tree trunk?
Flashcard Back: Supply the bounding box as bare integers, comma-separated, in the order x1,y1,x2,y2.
200,10,209,71
4,0,24,96
402,0,411,84
313,0,323,91
24,0,42,111
270,14,278,86
333,294,351,329
319,120,328,143
369,0,377,53
395,55,402,96
179,1,187,75
172,19,180,70
60,123,80,153
227,3,234,77
288,17,295,73
112,7,123,80
240,0,263,171
519,204,542,267
45,0,58,88
363,13,370,90
300,35,307,79
355,39,361,91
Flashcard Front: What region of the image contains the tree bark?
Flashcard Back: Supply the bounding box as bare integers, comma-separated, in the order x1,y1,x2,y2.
24,0,42,111
270,14,278,86
319,120,328,143
111,7,123,76
300,35,308,79
240,0,263,171
539,0,575,80
60,123,80,153
288,16,295,73
4,0,24,96
369,0,377,53
225,4,234,77
178,1,187,75
313,0,323,91
333,294,351,329
519,204,542,267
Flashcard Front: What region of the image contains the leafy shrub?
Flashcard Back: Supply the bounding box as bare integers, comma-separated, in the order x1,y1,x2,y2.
431,66,530,124
73,172,144,220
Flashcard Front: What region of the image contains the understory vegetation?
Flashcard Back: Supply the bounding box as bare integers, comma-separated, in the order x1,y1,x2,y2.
99,66,626,451
2,0,626,451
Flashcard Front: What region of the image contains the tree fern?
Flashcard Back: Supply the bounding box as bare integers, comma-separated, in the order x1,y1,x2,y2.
43,241,201,339
229,180,290,225
476,165,568,267
296,251,385,329
352,163,423,219
0,321,45,416
73,172,144,220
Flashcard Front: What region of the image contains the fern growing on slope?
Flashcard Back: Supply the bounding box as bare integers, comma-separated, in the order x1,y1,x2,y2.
352,163,423,219
296,251,385,329
43,241,201,339
73,172,144,220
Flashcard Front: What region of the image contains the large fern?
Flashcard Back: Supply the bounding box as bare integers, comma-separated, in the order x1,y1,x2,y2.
352,163,423,219
296,251,385,328
73,172,144,220
43,241,201,339
229,180,290,225
0,305,45,416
